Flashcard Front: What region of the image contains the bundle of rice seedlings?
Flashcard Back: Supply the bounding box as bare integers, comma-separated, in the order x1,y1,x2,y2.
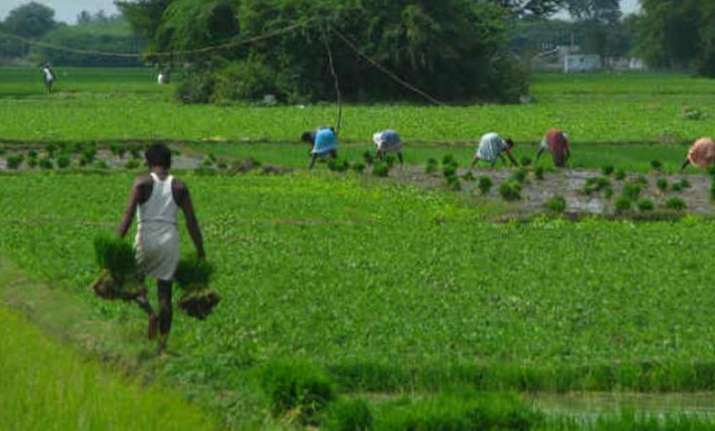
425,158,438,174
478,176,493,195
92,235,142,301
175,255,220,320
534,166,545,180
546,195,566,213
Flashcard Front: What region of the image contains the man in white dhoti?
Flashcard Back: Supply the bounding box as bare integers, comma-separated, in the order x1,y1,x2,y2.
373,129,404,165
42,63,55,94
117,144,205,352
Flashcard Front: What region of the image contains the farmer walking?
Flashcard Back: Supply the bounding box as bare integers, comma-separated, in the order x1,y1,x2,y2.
681,137,715,170
302,127,338,169
472,132,519,168
373,129,404,165
117,143,205,353
536,128,571,167
42,63,56,94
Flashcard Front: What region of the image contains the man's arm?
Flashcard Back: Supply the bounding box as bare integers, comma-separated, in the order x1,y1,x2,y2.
117,181,141,238
176,183,205,259
536,147,545,161
309,154,318,169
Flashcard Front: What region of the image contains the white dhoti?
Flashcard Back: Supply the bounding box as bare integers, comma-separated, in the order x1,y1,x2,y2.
135,224,179,281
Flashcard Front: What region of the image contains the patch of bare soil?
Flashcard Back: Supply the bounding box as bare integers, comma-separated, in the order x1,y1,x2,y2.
390,166,713,218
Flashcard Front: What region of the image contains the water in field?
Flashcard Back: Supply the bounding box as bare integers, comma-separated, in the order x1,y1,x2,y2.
530,392,715,420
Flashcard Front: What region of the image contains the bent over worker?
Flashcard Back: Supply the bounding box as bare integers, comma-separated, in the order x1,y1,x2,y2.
537,128,571,168
302,127,338,169
373,129,404,165
472,132,518,168
682,137,715,170
117,143,205,353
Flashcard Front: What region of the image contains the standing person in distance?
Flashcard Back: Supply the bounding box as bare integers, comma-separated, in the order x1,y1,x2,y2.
42,63,56,94
301,126,339,169
373,129,404,165
117,144,206,353
471,132,519,168
536,128,571,168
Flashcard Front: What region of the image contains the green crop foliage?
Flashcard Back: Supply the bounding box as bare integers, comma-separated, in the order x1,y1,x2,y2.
637,198,655,212
477,176,493,195
259,360,335,424
511,168,529,184
323,398,373,431
656,178,669,192
93,235,136,281
615,170,627,181
615,196,632,213
372,162,390,177
0,307,217,431
546,196,567,213
6,155,24,169
499,181,522,201
174,255,214,292
57,155,71,169
666,197,687,211
622,182,643,201
425,158,438,174
602,165,615,176
534,166,545,180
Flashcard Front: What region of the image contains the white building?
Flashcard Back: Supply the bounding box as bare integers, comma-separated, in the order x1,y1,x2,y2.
564,55,602,73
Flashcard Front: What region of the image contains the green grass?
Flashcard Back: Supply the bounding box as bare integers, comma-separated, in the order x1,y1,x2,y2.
0,305,216,431
0,68,714,145
3,172,715,397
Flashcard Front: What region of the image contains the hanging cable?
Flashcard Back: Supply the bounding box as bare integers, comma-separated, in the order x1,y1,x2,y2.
320,23,343,136
331,28,446,106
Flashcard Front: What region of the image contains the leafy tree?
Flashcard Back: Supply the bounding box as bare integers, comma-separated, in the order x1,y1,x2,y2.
566,0,621,24
3,2,56,39
489,0,566,17
638,0,703,71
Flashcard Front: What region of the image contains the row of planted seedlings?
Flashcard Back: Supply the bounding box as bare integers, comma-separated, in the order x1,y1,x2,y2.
582,162,690,215
0,142,154,171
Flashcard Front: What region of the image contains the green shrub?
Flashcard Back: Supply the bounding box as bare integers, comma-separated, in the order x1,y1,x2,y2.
478,176,493,195
546,196,567,213
372,162,390,178
259,360,335,424
602,165,615,176
534,166,545,180
39,158,54,170
442,155,456,167
6,155,24,169
425,158,438,174
385,155,397,169
176,70,215,104
174,255,214,292
622,183,643,201
323,398,372,431
656,178,669,192
93,235,137,281
212,60,277,102
125,159,140,170
666,197,687,211
328,159,350,173
447,175,462,191
57,155,71,169
615,169,626,181
511,168,528,184
615,197,632,213
499,181,522,201
443,164,457,179
637,198,655,212
583,177,611,195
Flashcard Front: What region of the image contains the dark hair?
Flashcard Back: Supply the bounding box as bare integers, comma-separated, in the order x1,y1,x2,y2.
301,131,314,144
145,144,172,169
505,138,515,148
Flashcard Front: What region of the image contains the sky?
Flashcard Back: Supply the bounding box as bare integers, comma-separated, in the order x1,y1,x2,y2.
0,0,640,24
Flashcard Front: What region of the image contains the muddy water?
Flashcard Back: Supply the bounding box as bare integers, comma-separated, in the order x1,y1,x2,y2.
529,392,715,419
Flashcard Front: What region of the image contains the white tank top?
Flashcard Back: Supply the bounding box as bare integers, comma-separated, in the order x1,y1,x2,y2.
138,173,178,227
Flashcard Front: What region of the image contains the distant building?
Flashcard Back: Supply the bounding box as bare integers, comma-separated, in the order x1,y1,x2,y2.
564,55,602,73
